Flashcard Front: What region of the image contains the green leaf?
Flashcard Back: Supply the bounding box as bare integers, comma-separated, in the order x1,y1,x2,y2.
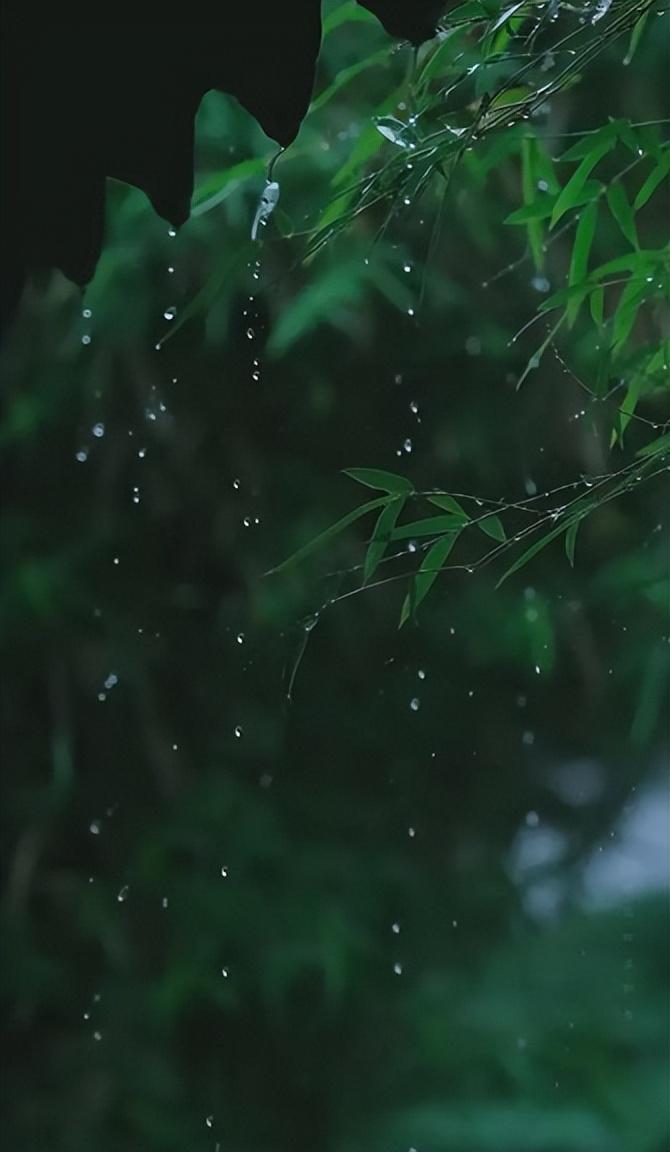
611,277,647,356
267,495,390,574
564,519,580,567
592,250,662,278
399,533,459,627
636,430,670,458
310,48,390,113
505,200,555,225
364,497,405,583
392,514,465,540
633,153,670,211
478,513,506,542
623,9,650,65
496,517,576,587
321,0,378,35
610,375,644,446
191,158,267,216
606,182,638,249
559,122,619,162
590,284,605,328
344,468,415,494
427,493,469,519
517,314,565,389
521,137,544,271
551,138,615,227
567,200,598,326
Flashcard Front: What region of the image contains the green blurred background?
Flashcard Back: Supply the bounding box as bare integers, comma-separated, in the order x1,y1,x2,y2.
1,4,668,1151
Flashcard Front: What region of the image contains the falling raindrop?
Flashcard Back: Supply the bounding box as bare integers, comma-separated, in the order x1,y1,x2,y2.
92,422,105,439
246,327,255,341
163,306,177,321
236,633,245,645
75,448,89,463
103,673,118,690
391,921,401,934
393,961,403,975
525,810,540,827
81,334,92,346
233,478,241,490
234,725,243,739
220,866,228,878
221,967,229,978
206,1115,214,1128
409,697,420,712
89,820,101,835
403,438,413,453
417,669,426,680
117,885,129,903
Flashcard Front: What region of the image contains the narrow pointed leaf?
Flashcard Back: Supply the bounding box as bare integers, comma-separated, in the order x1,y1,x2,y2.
427,493,469,519
392,514,465,540
564,519,580,567
567,200,598,326
267,496,390,574
478,513,506,542
344,467,415,494
606,182,638,248
399,533,459,627
496,517,576,587
551,139,614,227
633,153,670,211
364,497,405,584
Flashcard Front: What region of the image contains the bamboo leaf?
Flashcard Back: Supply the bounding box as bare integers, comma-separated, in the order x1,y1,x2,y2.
399,533,459,627
392,514,465,540
364,497,405,583
427,494,469,519
564,519,580,567
567,200,598,326
606,182,638,248
633,153,670,211
496,517,576,587
551,138,615,227
267,496,390,574
478,513,506,542
344,468,415,493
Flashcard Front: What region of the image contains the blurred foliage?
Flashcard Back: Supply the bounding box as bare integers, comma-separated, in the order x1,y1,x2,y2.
1,2,668,1151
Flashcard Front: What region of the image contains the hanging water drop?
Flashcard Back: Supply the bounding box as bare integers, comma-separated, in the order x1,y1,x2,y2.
163,306,177,321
